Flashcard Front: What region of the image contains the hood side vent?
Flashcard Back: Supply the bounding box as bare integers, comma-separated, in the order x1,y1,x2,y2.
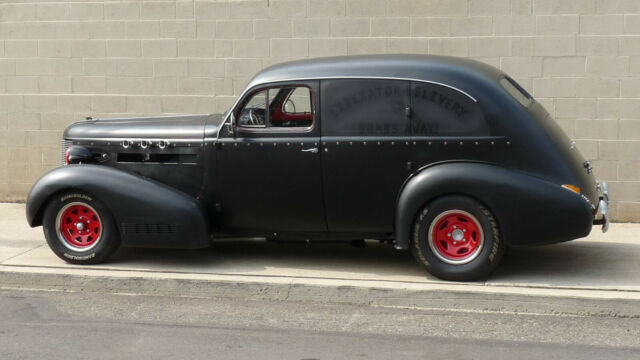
122,223,178,235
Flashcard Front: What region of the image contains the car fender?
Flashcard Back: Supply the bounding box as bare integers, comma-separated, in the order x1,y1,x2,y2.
26,165,210,249
394,162,593,249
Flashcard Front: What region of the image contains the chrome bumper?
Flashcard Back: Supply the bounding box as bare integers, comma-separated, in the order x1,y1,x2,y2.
593,181,609,233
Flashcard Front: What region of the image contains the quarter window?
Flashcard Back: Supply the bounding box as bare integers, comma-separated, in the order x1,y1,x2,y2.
237,85,313,129
500,76,533,108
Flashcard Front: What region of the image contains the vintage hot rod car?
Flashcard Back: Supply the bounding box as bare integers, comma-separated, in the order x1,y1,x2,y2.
26,55,609,281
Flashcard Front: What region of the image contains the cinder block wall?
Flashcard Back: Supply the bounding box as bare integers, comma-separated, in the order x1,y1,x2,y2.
0,0,639,221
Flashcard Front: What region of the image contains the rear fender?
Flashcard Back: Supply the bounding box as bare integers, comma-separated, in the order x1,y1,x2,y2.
394,162,593,249
26,165,210,249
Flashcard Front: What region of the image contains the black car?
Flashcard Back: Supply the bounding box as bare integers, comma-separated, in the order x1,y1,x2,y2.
26,55,609,281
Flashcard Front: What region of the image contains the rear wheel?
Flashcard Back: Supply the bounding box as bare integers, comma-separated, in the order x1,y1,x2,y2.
411,195,505,281
42,191,120,264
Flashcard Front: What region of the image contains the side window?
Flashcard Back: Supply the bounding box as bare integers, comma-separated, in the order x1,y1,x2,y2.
411,82,489,136
238,90,268,127
321,79,410,136
237,85,314,129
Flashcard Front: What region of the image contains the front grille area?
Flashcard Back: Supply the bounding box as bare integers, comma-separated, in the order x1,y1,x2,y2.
122,223,178,235
61,139,72,165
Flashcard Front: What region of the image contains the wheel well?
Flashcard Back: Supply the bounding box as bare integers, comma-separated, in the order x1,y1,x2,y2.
407,193,505,246
31,188,112,228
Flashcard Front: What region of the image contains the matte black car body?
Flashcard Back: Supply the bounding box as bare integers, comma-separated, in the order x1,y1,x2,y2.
26,55,608,257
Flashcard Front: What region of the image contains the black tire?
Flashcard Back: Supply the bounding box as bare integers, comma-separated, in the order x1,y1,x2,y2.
42,191,120,264
411,195,505,281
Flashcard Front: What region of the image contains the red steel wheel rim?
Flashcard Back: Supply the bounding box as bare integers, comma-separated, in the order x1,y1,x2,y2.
429,210,483,264
57,203,102,249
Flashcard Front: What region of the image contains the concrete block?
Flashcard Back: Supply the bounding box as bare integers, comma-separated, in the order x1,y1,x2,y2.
428,38,468,57
271,39,308,57
142,39,177,58
160,20,197,38
188,59,226,77
619,161,640,180
494,16,536,36
371,18,410,37
619,120,640,140
543,57,586,76
556,98,597,119
293,19,330,38
105,2,140,20
387,38,427,54
533,36,575,56
576,36,619,56
468,37,511,57
116,59,154,77
331,18,370,37
178,39,214,57
346,0,386,17
71,40,106,58
38,76,71,94
233,39,270,58
216,20,253,39
141,1,175,20
575,119,619,140
255,19,292,38
586,56,629,76
5,40,38,58
106,40,142,57
309,0,345,18
501,57,543,77
5,76,38,94
469,0,510,15
230,0,268,19
532,78,576,97
450,16,492,36
309,38,348,57
194,1,229,19
347,38,387,55
580,15,624,35
268,0,307,18
536,15,579,35
126,22,160,38
410,18,450,37
72,76,106,94
226,59,262,76
153,59,188,76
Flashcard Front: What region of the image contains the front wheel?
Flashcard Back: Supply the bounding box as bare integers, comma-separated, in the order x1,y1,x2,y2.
411,195,505,281
42,191,121,264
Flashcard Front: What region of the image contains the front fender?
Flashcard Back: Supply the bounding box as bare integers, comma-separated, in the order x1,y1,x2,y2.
26,165,210,249
394,162,593,249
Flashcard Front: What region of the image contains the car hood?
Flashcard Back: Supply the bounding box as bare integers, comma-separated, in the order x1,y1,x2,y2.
63,114,224,141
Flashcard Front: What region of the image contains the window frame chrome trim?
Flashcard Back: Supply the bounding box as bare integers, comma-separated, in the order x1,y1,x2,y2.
218,76,478,138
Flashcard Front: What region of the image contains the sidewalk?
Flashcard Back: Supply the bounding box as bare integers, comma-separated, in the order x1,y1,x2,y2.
2,202,640,316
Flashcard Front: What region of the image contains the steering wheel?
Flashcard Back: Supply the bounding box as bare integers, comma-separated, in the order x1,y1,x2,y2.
248,109,258,125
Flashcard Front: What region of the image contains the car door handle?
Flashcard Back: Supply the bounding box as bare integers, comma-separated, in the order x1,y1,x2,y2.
301,147,318,153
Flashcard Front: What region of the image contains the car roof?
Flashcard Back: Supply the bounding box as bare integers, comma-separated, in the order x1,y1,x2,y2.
246,55,504,98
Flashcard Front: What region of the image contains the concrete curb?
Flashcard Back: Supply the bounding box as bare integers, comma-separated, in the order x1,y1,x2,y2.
2,265,640,318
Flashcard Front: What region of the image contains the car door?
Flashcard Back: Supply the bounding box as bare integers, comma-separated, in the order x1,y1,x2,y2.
320,79,412,233
216,80,326,233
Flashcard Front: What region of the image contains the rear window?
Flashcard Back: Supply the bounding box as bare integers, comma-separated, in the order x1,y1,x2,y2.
500,77,533,108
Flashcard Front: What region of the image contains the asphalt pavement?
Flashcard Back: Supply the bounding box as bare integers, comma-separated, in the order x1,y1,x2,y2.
1,288,639,360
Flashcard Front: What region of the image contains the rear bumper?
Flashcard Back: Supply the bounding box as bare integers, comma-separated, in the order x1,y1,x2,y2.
592,181,609,233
